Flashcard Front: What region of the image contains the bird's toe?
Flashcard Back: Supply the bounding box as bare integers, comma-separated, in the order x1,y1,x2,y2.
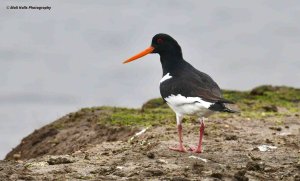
188,146,203,153
169,145,187,152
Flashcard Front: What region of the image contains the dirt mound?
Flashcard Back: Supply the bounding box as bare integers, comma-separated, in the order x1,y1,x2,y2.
2,86,300,180
5,108,139,160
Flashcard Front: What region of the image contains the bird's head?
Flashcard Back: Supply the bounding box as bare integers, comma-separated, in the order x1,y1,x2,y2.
123,33,182,64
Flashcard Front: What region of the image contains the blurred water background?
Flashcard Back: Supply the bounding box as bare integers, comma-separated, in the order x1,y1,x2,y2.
0,0,299,158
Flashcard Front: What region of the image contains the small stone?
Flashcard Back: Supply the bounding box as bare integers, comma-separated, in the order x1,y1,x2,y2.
257,145,277,152
262,105,278,112
47,155,75,165
246,161,264,171
192,162,205,173
203,170,212,175
248,153,261,161
90,166,115,175
184,166,190,172
264,167,273,172
114,170,125,177
84,154,90,160
265,139,273,143
146,152,155,159
73,150,82,155
25,161,49,168
16,160,23,164
156,159,168,164
296,160,300,169
226,165,231,169
269,126,282,131
211,172,223,179
233,170,249,181
9,174,19,180
294,174,300,181
225,134,238,140
116,166,124,170
64,166,73,173
144,169,164,177
101,152,109,156
13,153,21,160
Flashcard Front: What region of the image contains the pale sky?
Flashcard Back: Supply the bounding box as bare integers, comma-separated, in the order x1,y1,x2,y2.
0,0,299,158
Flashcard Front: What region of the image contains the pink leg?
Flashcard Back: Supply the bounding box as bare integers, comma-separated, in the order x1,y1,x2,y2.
189,118,205,153
169,124,187,152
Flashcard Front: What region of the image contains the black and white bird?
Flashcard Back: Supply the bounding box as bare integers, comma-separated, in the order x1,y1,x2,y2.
123,33,237,153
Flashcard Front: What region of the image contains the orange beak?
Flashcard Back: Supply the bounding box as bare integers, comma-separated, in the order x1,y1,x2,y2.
123,46,154,64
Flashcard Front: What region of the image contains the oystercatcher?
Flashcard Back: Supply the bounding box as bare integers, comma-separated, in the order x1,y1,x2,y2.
123,33,236,153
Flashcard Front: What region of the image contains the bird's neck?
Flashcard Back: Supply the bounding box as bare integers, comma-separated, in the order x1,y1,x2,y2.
160,53,185,76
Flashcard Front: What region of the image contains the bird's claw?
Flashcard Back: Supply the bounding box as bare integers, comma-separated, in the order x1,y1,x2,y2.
188,146,203,153
169,146,187,152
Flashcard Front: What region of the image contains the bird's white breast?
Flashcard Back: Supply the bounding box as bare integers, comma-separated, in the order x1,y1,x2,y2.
160,73,172,83
165,94,213,117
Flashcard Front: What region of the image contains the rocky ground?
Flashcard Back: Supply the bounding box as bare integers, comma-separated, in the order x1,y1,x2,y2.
1,85,300,180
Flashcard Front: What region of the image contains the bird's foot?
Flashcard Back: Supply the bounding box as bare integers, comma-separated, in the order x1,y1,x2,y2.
169,145,187,152
188,146,202,153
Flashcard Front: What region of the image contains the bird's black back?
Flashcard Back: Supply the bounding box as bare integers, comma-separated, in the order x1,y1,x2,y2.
160,60,235,113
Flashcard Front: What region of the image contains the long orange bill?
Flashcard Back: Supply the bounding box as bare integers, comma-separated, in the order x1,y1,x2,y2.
123,46,154,64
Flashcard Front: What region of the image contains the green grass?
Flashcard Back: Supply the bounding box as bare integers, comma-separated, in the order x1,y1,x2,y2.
100,107,174,126
63,85,299,127
141,85,300,120
221,85,300,118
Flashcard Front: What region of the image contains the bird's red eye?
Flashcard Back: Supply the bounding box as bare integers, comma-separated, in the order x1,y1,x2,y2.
157,38,163,44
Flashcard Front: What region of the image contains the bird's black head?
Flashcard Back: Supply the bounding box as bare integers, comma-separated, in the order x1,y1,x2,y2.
123,33,183,64
151,34,182,57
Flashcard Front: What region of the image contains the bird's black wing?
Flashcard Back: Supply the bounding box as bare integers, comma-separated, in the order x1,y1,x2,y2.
160,62,234,104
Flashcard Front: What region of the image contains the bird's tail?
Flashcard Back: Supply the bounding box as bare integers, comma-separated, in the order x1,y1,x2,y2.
208,101,239,113
222,107,239,113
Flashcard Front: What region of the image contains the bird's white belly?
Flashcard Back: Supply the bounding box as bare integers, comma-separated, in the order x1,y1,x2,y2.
165,94,213,117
